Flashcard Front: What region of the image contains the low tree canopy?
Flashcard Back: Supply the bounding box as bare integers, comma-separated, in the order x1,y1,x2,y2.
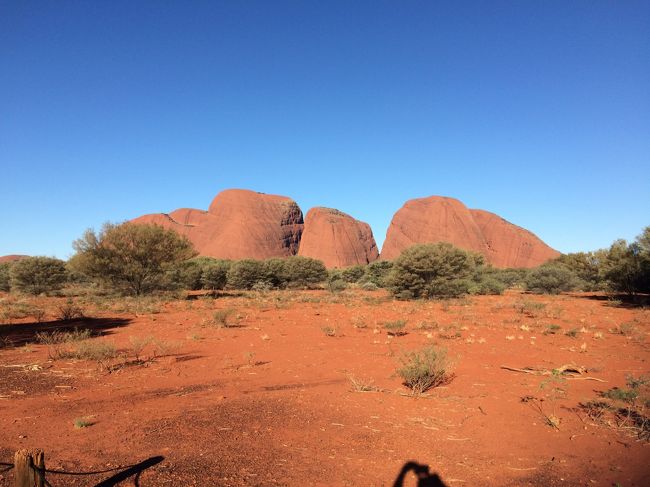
10,256,68,295
387,243,483,299
71,222,197,295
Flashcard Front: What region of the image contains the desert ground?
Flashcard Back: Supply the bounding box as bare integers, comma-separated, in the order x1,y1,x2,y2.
0,289,648,486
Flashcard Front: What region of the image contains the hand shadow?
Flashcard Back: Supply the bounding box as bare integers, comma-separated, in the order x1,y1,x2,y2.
393,461,448,487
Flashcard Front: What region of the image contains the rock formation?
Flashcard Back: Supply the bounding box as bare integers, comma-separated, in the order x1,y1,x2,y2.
298,207,379,268
381,196,559,268
0,255,28,263
132,189,304,260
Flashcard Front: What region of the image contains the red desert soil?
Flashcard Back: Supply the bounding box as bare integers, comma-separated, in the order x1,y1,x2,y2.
0,290,648,486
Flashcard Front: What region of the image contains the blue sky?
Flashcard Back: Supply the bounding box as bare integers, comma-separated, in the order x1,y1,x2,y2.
1,1,648,259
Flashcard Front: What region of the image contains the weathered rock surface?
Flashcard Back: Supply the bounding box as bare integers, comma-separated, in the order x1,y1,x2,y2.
0,255,28,263
381,196,559,268
298,207,379,268
470,209,560,268
132,189,304,260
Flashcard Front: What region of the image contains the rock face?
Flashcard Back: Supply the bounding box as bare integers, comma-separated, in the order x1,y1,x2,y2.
381,196,559,268
298,207,379,268
470,209,561,268
132,189,304,260
0,255,27,263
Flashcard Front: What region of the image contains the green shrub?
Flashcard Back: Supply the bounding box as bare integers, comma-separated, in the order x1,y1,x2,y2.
0,263,11,292
170,256,224,290
262,258,289,289
71,222,197,295
341,265,365,283
397,345,451,394
387,243,482,299
226,259,267,290
201,260,231,291
525,265,578,294
282,256,327,289
362,260,393,287
10,256,68,295
470,275,506,295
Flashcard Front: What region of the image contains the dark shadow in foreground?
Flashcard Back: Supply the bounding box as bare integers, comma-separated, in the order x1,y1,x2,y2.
0,317,131,348
393,462,449,487
93,456,164,487
576,292,649,308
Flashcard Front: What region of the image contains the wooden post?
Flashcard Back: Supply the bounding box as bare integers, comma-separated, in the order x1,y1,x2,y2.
13,449,44,487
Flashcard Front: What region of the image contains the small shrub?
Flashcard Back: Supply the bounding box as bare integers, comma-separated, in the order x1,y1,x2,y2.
0,263,11,292
382,319,407,336
73,418,93,429
56,299,84,321
396,345,451,394
348,375,380,392
341,265,366,283
543,324,562,335
565,328,579,338
209,308,236,328
10,257,68,295
525,266,578,294
321,326,336,337
201,260,231,291
282,256,327,289
360,281,378,291
362,260,393,288
387,243,482,300
226,260,267,290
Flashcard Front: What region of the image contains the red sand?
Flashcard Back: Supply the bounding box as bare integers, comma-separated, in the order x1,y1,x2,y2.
1,290,648,486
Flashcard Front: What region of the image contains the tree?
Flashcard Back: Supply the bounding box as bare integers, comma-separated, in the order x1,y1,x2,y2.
201,260,231,291
387,243,482,299
601,227,650,295
0,263,11,292
71,223,197,295
362,260,393,287
524,265,578,294
226,259,267,290
282,256,327,288
10,257,68,295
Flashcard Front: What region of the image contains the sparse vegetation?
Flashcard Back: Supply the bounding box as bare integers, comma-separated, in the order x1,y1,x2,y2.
70,222,197,295
396,345,452,395
387,243,482,299
10,256,68,295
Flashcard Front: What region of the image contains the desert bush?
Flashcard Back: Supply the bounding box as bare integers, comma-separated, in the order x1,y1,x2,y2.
470,275,506,295
341,265,366,283
361,281,378,291
387,243,482,300
226,259,267,290
208,308,236,328
201,260,231,291
481,267,528,289
397,345,451,394
525,265,578,294
362,260,393,287
382,319,407,336
282,256,327,288
56,298,84,320
169,256,224,290
327,275,347,293
600,227,650,295
262,258,289,289
71,222,197,295
10,256,68,295
551,252,605,291
0,263,11,292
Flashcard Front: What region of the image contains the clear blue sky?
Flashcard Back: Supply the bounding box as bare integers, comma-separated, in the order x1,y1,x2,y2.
1,1,648,259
